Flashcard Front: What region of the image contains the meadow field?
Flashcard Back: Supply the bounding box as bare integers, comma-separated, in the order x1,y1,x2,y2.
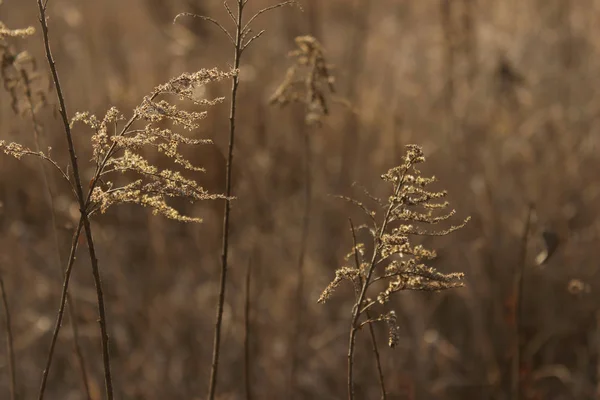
1,1,599,399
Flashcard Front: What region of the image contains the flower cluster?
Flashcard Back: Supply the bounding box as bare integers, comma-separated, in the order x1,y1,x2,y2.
318,145,469,347
1,68,235,223
0,19,46,115
270,35,335,126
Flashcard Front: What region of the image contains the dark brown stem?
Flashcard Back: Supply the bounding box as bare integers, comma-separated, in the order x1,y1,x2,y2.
208,1,243,398
349,220,386,400
244,257,253,400
22,69,92,400
511,204,534,400
0,276,17,400
35,2,113,399
37,220,83,400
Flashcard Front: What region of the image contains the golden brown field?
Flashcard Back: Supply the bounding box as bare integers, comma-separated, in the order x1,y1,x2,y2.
1,1,600,399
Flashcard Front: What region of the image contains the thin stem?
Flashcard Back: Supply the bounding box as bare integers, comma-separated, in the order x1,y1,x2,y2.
8,149,75,196
207,1,243,399
35,2,113,399
511,204,534,400
38,220,84,400
0,276,17,400
241,1,297,37
349,220,386,399
289,126,312,398
365,319,386,400
244,257,252,400
347,174,406,400
24,70,92,400
173,13,234,45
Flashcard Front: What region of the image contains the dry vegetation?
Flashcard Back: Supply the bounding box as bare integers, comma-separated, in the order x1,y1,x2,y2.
1,0,600,399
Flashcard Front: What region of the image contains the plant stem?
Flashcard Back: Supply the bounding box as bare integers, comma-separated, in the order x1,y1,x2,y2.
0,276,17,400
38,220,83,400
365,311,386,400
347,175,405,400
35,2,113,399
23,69,92,400
207,1,243,398
349,220,387,400
289,125,312,397
511,204,533,400
244,257,252,400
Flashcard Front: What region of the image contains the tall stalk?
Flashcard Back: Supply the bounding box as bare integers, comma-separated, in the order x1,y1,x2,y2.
347,180,402,400
0,276,16,400
22,65,92,400
511,204,534,400
349,221,386,400
289,125,312,397
207,2,242,397
181,2,299,398
35,2,113,399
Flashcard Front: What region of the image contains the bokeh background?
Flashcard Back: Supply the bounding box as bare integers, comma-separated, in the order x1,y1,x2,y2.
1,0,600,399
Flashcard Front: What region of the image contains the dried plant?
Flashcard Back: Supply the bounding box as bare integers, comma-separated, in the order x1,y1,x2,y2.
270,35,335,126
1,3,233,398
0,18,46,116
318,144,469,400
0,13,91,399
1,68,233,223
175,2,300,398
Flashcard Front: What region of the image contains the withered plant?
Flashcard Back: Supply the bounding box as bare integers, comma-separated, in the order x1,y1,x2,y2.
0,2,234,399
0,11,92,400
270,35,335,126
270,34,337,396
318,144,469,400
174,2,300,399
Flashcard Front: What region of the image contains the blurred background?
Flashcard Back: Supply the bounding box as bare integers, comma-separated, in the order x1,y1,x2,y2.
1,0,600,399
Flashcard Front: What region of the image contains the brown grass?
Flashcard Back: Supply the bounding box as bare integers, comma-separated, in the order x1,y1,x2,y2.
1,1,600,399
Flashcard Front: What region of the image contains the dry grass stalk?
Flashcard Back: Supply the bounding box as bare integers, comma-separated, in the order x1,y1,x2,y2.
318,145,469,400
270,35,335,126
0,17,92,399
244,257,253,400
349,220,387,400
175,2,300,399
269,34,336,396
1,3,233,398
0,276,16,400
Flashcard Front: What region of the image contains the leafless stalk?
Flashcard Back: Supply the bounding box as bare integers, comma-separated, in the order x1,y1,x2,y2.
0,276,17,400
349,220,386,399
176,3,299,399
35,1,113,398
38,220,84,400
209,2,242,398
511,203,534,400
244,257,253,400
289,124,312,397
20,53,92,400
